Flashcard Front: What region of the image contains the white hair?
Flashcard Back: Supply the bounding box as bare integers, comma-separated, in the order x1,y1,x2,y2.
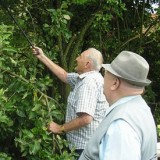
87,48,103,71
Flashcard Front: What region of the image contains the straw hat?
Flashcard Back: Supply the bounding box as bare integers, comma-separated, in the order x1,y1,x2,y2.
102,51,151,86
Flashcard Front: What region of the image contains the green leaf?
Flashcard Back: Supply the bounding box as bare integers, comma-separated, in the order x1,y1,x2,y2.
16,110,26,117
32,104,41,111
29,112,36,119
2,47,17,53
30,140,41,155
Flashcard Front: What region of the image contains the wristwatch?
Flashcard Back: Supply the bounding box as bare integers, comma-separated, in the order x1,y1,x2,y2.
60,125,65,133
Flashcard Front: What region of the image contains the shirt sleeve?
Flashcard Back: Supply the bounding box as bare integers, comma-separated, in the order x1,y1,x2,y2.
99,119,141,160
67,73,78,89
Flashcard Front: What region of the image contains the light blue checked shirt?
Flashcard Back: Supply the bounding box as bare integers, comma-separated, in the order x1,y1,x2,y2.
66,71,108,149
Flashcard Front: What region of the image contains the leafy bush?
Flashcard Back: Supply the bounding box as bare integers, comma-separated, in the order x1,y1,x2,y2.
0,24,76,159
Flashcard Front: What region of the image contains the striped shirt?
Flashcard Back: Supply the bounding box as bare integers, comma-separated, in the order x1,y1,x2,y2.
66,71,108,149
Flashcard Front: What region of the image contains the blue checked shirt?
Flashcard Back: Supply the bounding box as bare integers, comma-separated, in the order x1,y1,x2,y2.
66,71,108,149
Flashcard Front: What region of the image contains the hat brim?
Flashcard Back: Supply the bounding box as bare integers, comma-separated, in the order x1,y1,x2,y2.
102,64,151,86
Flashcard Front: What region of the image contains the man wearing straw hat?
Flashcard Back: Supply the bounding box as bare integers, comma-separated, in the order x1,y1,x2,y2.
79,51,157,160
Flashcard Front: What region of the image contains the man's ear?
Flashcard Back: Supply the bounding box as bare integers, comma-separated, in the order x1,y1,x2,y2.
85,61,91,69
111,77,120,90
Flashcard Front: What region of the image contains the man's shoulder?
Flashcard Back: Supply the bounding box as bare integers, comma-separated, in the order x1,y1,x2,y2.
85,71,103,79
83,72,103,83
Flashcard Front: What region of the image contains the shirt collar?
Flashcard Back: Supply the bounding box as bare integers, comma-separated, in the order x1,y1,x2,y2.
78,71,99,79
105,95,140,116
